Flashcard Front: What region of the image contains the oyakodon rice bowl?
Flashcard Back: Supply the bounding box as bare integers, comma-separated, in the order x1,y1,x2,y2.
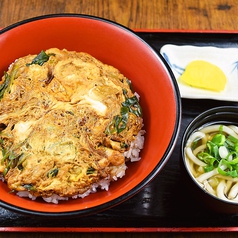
0,48,145,204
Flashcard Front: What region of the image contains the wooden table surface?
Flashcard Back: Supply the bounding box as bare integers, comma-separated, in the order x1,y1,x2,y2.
1,0,238,238
1,0,238,30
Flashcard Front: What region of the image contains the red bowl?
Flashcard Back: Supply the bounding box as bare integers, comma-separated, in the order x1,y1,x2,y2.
0,14,181,217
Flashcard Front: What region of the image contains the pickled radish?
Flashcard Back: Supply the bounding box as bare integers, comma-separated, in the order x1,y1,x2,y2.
180,60,227,92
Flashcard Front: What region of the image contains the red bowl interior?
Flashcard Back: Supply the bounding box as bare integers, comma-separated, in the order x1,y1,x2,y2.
0,14,181,216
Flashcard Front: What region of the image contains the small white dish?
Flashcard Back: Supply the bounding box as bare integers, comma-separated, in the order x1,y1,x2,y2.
160,44,238,101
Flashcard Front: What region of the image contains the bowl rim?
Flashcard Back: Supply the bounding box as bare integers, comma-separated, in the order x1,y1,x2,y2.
0,13,182,217
181,105,238,206
0,13,134,34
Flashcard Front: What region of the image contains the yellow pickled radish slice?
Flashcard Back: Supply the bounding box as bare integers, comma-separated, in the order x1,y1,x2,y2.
179,60,227,92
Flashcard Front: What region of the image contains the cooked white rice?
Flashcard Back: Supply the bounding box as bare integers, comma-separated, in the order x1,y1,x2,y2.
124,129,145,162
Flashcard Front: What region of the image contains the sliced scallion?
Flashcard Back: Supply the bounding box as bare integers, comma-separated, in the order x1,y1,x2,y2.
196,125,238,178
26,50,55,66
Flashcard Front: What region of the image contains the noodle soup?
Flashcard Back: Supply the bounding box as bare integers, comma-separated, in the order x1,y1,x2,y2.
185,124,238,203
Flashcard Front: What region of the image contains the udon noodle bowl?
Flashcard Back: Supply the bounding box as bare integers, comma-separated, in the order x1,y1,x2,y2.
185,124,238,203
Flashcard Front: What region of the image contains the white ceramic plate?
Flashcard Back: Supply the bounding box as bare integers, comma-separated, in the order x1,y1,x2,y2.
160,44,238,101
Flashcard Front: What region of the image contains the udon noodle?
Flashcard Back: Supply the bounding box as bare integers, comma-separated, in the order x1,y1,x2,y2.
185,124,238,203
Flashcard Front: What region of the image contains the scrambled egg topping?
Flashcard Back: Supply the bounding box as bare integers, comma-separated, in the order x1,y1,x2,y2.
0,48,143,198
180,60,227,92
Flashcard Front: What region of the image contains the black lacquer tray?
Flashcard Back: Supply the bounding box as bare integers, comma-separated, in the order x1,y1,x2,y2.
1,31,238,232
